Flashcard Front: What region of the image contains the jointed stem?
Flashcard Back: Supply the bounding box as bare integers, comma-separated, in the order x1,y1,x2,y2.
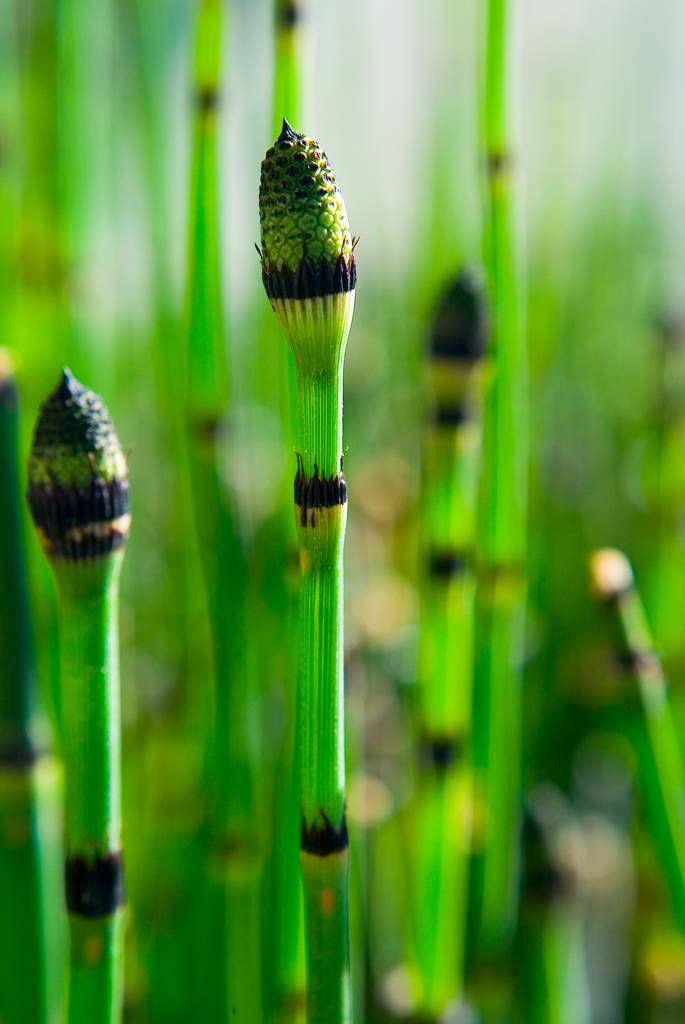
473,0,527,965
592,551,685,933
294,365,351,1023
56,555,125,1024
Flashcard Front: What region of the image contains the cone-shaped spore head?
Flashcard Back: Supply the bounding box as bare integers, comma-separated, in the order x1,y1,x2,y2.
259,119,356,301
27,370,130,561
431,266,489,363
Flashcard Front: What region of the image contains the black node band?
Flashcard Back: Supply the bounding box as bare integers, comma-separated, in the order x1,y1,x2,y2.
301,813,349,856
194,87,220,113
420,734,466,773
278,2,301,27
487,149,513,176
428,549,469,579
27,478,129,559
0,740,43,768
65,852,125,919
28,477,129,536
263,253,356,300
434,404,471,427
617,647,660,676
294,460,347,525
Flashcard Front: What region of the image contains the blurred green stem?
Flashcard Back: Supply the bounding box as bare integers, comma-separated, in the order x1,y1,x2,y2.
472,0,527,968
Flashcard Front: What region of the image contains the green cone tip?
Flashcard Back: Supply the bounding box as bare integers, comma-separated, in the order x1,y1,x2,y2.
27,370,130,561
259,121,356,301
28,369,127,490
431,266,490,362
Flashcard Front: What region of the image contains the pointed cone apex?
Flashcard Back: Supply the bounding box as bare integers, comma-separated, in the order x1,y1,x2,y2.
259,124,356,302
27,373,130,561
279,117,299,142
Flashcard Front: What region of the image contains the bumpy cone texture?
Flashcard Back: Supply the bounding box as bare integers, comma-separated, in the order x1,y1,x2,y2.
431,267,490,362
259,119,356,299
27,369,130,560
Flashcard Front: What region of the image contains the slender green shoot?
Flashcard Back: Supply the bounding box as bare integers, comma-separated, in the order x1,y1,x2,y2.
590,548,685,934
412,269,489,1017
27,370,130,1024
185,0,264,1016
0,351,62,1024
472,0,527,967
259,119,356,1024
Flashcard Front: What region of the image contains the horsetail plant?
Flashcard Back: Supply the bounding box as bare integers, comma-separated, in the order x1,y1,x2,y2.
0,351,62,1023
412,269,489,1017
472,0,527,976
185,0,263,1016
27,370,130,1024
589,549,685,934
259,119,356,1024
266,4,312,1018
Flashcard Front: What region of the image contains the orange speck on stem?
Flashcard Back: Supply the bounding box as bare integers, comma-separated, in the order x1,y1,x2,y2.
320,887,336,915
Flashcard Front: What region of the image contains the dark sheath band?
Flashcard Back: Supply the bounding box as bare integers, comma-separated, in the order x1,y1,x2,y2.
65,852,125,918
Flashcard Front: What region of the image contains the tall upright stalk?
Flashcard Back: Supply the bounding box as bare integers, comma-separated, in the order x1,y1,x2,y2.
259,119,356,1024
273,0,308,136
184,0,263,1018
472,0,527,969
0,351,62,1023
267,3,310,1019
590,549,685,934
412,270,488,1017
27,370,130,1024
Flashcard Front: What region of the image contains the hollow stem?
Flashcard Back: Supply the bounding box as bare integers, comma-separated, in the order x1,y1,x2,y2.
294,359,350,1024
55,555,125,1024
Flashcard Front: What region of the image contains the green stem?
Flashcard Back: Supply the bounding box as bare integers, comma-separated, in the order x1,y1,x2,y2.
301,850,352,1024
592,552,685,934
294,363,351,1023
412,276,486,1014
473,0,527,964
0,360,62,1023
55,555,125,1024
185,1,263,1017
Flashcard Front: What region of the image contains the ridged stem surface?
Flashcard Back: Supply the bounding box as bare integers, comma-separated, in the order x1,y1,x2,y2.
55,555,125,1024
294,361,351,1024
